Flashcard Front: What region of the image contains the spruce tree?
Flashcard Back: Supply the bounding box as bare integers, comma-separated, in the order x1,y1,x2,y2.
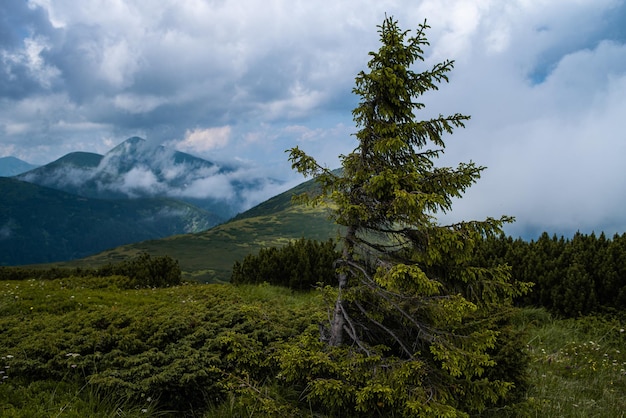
286,16,531,415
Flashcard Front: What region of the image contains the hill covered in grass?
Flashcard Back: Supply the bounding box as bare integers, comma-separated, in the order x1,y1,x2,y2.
64,177,340,282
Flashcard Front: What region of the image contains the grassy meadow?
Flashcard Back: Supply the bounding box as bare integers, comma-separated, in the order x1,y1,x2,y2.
1,275,625,417
519,309,626,417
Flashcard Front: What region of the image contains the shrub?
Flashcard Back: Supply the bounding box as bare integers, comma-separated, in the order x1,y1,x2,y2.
0,253,181,289
97,253,181,288
231,238,339,290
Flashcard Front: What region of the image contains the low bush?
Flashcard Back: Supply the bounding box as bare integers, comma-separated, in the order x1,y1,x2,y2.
0,253,181,289
231,238,339,290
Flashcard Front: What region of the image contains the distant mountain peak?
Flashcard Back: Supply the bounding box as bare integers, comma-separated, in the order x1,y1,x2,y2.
52,152,104,168
107,136,148,156
0,156,39,176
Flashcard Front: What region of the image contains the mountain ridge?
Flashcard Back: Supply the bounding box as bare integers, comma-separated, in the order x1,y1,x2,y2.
53,175,339,282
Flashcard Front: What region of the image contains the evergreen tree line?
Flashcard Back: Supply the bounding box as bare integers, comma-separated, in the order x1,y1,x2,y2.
230,238,339,290
473,232,626,317
233,231,626,319
0,252,181,288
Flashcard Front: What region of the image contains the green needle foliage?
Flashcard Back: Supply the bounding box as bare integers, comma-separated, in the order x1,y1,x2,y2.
286,16,532,416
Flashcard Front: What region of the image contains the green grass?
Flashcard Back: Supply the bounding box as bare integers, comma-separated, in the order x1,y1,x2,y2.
41,175,340,284
513,308,626,417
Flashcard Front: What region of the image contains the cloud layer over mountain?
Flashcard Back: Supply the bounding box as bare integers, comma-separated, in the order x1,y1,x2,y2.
18,138,284,219
1,0,626,237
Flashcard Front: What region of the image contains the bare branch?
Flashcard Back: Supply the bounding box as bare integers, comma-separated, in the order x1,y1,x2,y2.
354,300,414,359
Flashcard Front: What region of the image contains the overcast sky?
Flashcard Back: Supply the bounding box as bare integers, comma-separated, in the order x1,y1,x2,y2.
1,0,626,238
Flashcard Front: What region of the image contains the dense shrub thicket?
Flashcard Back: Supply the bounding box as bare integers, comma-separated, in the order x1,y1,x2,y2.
230,238,339,290
0,253,181,288
473,232,626,317
97,252,181,288
0,278,322,416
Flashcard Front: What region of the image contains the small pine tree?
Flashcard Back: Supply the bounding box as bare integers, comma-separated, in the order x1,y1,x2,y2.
286,16,531,416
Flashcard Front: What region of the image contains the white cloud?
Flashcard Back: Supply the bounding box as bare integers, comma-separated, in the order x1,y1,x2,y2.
118,166,164,196
1,35,60,88
177,126,232,153
176,173,235,200
3,0,626,236
97,39,141,88
114,93,167,113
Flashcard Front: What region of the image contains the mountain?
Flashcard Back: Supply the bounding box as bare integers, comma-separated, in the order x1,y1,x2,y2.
16,137,282,222
0,177,219,265
14,151,103,196
0,156,38,176
58,176,340,283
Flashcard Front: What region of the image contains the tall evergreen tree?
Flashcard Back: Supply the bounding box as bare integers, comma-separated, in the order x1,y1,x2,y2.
286,16,530,415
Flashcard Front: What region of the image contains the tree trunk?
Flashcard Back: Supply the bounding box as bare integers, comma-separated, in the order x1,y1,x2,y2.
329,273,347,346
328,226,355,346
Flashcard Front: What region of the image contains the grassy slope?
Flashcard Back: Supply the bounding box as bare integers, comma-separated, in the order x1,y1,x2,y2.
60,178,340,283
517,309,626,417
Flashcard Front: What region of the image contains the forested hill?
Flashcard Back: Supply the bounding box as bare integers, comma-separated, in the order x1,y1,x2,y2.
0,177,218,265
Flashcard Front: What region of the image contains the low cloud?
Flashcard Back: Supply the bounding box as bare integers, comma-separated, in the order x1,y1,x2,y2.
173,173,236,201
19,138,285,215
116,166,165,197
176,126,232,153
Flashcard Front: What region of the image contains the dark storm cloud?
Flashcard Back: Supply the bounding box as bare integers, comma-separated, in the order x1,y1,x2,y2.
0,2,59,98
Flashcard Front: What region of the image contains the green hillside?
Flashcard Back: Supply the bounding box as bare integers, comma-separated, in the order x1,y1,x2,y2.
0,177,219,265
69,193,340,283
